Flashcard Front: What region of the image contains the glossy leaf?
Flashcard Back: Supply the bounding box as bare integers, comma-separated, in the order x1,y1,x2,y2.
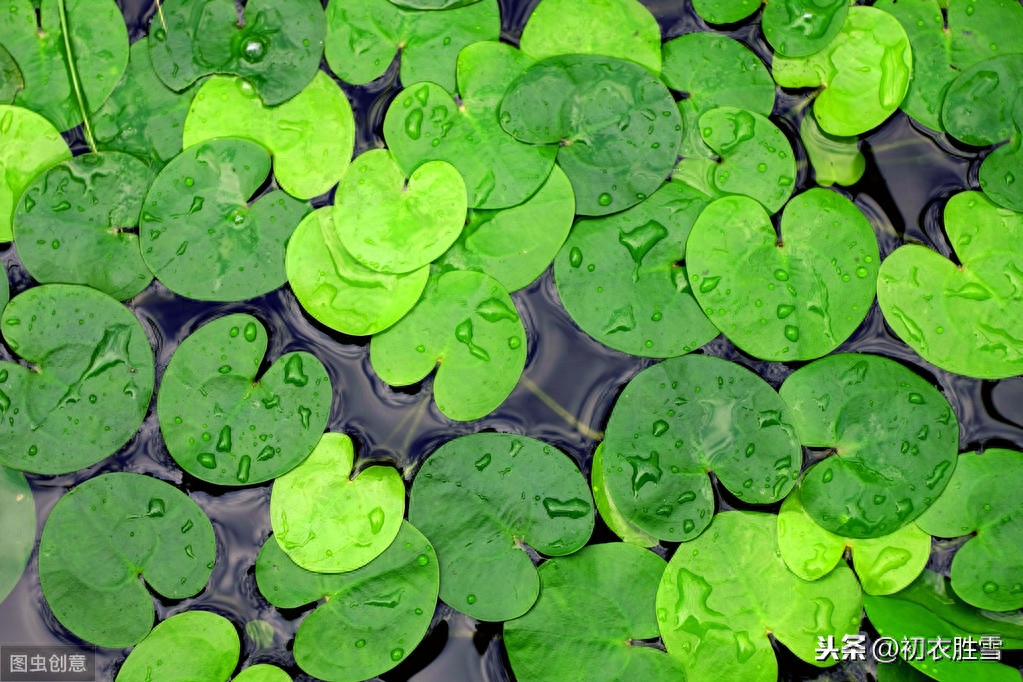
408,433,593,621
256,522,439,682
234,665,292,682
158,313,331,486
140,138,310,302
114,611,237,682
505,544,682,682
690,0,761,24
601,354,801,542
369,270,526,422
40,473,216,648
591,444,657,547
656,511,863,682
270,433,405,573
800,108,865,187
15,152,153,300
762,0,849,58
553,179,718,358
780,353,959,538
183,72,355,200
0,466,34,604
0,284,155,474
0,44,23,105
688,190,879,361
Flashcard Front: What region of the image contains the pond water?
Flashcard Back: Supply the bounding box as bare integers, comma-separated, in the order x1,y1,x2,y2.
1,0,1022,681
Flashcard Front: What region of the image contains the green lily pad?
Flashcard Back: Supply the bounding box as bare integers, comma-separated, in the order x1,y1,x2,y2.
15,152,153,300
334,149,465,274
773,6,912,136
916,449,1023,611
286,208,429,336
39,473,216,648
383,41,557,210
149,0,325,106
0,261,8,313
553,178,718,358
270,432,405,573
256,522,439,682
0,44,23,105
0,0,128,131
656,511,863,682
408,433,593,621
778,486,930,595
92,40,201,170
0,105,71,243
157,313,331,486
779,353,959,538
234,665,291,682
0,284,155,474
0,466,34,604
762,0,850,58
601,354,801,542
324,0,500,93
591,444,657,547
114,611,237,682
877,191,1023,379
687,190,879,361
183,71,355,200
800,107,865,187
519,0,662,74
505,544,682,682
435,165,575,292
690,0,761,24
369,270,526,422
500,54,682,216
140,138,310,302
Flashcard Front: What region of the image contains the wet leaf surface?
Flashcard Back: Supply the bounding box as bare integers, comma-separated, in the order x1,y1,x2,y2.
590,444,657,547
762,0,848,58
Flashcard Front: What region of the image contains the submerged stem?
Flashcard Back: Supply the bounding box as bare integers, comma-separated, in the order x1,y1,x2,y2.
56,0,97,152
520,375,603,440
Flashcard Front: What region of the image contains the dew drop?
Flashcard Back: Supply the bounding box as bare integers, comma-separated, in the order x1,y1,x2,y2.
598,192,612,206
569,246,583,268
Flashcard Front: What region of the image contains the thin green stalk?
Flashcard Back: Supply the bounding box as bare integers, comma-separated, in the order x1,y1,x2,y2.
56,0,97,152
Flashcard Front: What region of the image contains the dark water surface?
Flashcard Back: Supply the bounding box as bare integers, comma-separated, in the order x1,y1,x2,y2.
2,1,1022,681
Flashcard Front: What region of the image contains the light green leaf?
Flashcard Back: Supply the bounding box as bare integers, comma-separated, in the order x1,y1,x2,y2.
234,665,291,682
691,0,761,24
114,611,237,682
762,0,849,58
591,444,657,547
0,466,34,604
800,107,865,187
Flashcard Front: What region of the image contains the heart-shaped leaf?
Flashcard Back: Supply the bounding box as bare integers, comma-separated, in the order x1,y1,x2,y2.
140,138,310,302
334,149,465,274
39,473,216,648
286,208,429,336
779,353,959,538
0,466,34,604
687,189,879,361
553,178,719,358
256,521,439,682
800,106,865,187
877,191,1023,379
114,610,237,682
369,270,526,422
149,0,325,106
158,313,331,486
408,433,594,621
0,284,155,475
656,511,863,682
762,0,849,58
15,152,153,300
0,45,22,105
270,432,404,573
183,71,355,200
590,444,657,547
505,544,682,682
601,354,801,542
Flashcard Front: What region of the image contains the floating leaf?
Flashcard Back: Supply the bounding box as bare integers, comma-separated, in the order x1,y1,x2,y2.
500,54,682,216
149,0,325,106
234,665,292,682
383,41,557,210
877,191,1023,379
114,611,237,682
656,511,863,682
0,0,128,131
690,0,761,24
245,620,276,649
0,44,23,105
800,107,865,187
762,0,849,58
158,313,331,486
688,190,879,361
15,152,153,300
140,138,310,302
408,433,593,620
773,6,912,136
591,444,657,547
324,0,500,93
0,466,34,604
256,522,439,682
370,270,525,421
183,71,355,200
505,544,682,682
40,473,216,648
286,208,429,336
0,284,154,474
0,260,8,313
916,449,1023,611
778,486,930,595
334,149,465,274
553,178,718,358
779,353,959,538
270,433,405,573
519,0,662,74
601,354,800,542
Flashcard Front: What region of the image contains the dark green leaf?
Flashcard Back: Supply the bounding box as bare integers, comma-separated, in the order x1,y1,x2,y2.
0,466,34,604
0,44,23,104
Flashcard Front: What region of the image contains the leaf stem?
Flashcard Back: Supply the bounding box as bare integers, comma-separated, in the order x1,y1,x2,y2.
520,375,603,441
56,0,96,152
